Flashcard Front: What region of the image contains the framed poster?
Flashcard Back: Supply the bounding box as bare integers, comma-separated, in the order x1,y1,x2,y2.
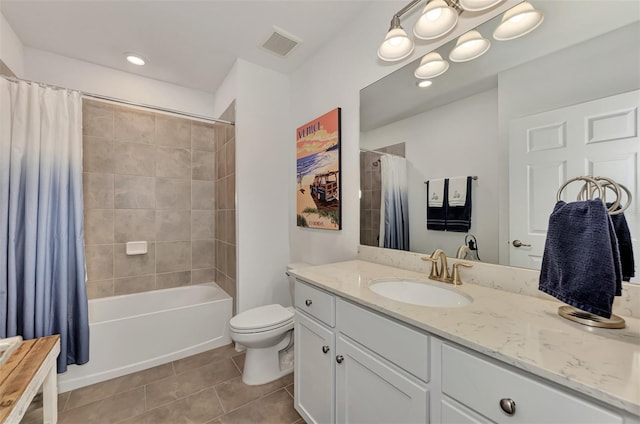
296,108,342,230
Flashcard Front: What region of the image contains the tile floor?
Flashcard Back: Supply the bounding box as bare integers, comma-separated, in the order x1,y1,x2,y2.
21,344,303,424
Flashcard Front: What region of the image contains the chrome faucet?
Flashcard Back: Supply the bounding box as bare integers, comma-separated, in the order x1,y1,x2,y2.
422,249,472,285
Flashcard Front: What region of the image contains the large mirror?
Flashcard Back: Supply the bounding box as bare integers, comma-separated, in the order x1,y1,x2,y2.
359,0,640,280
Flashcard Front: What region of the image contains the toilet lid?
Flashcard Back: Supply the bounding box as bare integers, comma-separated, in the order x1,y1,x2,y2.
229,304,294,331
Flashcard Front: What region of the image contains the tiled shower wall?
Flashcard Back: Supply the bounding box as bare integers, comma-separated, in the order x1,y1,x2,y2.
214,103,236,304
82,99,234,299
360,143,406,247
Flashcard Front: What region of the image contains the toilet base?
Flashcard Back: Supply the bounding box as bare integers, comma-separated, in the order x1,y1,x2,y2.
241,331,293,386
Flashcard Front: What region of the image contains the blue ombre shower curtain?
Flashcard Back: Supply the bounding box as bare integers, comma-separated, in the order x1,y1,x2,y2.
379,155,409,250
0,77,89,372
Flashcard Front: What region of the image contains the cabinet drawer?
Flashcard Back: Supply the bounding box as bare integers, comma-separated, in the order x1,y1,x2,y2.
337,298,429,382
295,280,335,327
441,344,622,424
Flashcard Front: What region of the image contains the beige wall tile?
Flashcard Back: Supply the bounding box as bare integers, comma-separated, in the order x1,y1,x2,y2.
156,241,191,273
115,175,155,209
83,136,113,173
114,209,155,243
156,178,190,209
155,146,190,179
192,268,215,284
226,244,236,279
216,143,227,179
226,138,235,175
191,151,215,181
225,210,236,245
156,271,191,289
225,175,235,209
85,244,113,281
214,211,223,240
191,210,214,240
114,274,156,295
214,180,223,209
156,210,190,241
214,124,226,153
191,122,215,152
114,243,156,278
83,173,114,209
83,100,114,138
192,181,214,210
192,239,214,269
86,280,114,299
156,115,191,148
84,209,114,245
114,108,155,143
114,142,155,176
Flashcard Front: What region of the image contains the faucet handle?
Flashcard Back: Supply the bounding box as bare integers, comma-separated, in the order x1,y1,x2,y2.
451,262,473,286
421,256,440,280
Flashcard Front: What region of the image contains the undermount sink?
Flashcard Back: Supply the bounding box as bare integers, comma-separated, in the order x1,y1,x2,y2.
369,278,472,308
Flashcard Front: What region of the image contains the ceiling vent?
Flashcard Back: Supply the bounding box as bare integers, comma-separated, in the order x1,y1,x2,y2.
260,26,302,58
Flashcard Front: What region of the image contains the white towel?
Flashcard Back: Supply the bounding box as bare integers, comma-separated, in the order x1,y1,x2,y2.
428,178,445,207
448,176,468,207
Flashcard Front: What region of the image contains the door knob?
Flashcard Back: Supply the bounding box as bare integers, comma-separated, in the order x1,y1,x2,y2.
336,355,344,364
512,240,531,248
499,398,516,415
322,345,330,354
305,299,312,306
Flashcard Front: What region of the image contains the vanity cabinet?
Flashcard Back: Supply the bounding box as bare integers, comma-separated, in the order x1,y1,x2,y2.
294,280,429,424
294,278,635,424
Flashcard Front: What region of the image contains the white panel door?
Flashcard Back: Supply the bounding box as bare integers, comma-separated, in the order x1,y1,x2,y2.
295,311,335,424
509,90,639,272
335,335,429,424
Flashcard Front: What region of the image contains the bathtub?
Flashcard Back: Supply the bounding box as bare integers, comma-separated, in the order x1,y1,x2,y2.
58,283,232,393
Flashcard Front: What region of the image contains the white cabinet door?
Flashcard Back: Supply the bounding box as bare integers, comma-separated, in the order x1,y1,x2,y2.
441,398,494,424
509,89,639,270
295,311,335,424
335,335,429,424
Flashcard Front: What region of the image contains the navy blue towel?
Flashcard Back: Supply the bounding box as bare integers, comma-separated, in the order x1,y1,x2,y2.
608,203,635,284
426,180,447,231
539,200,622,318
446,176,472,232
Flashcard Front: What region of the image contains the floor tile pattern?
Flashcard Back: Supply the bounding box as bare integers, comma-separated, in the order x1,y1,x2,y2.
21,344,302,424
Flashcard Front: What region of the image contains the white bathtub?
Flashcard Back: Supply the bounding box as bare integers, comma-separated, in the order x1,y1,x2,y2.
58,283,232,393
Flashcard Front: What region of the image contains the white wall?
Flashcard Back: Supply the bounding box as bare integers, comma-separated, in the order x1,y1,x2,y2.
496,22,640,264
288,0,520,265
0,12,24,76
23,48,216,118
213,61,237,119
234,59,291,312
361,88,500,262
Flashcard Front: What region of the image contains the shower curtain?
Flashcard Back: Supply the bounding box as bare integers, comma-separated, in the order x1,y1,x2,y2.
0,77,89,372
379,154,409,251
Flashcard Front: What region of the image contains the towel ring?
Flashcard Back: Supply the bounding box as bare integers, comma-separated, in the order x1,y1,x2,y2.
579,177,632,215
578,176,621,212
556,176,603,202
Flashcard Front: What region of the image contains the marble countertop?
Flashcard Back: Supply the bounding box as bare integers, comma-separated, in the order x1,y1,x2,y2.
290,260,640,416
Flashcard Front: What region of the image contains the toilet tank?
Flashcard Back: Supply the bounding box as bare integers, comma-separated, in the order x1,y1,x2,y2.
286,262,310,303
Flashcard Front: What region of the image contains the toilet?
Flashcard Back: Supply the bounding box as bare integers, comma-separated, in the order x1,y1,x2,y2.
229,263,308,385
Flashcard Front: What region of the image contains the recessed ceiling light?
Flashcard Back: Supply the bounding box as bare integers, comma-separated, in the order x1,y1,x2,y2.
125,53,146,66
417,80,433,88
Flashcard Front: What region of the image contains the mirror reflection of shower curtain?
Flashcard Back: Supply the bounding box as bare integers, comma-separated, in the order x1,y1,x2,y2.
379,154,409,250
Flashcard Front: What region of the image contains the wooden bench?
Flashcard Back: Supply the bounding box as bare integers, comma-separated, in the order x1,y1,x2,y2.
0,336,60,424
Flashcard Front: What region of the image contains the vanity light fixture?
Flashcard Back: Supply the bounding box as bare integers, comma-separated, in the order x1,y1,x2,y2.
493,2,544,41
449,30,491,62
413,0,460,40
417,80,433,88
414,52,449,79
125,53,146,66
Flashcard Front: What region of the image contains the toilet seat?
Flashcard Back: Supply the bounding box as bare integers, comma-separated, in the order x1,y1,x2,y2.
229,304,294,334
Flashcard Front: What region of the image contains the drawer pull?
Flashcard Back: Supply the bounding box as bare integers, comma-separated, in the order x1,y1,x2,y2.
322,345,330,354
305,299,313,306
499,398,516,416
336,355,344,364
